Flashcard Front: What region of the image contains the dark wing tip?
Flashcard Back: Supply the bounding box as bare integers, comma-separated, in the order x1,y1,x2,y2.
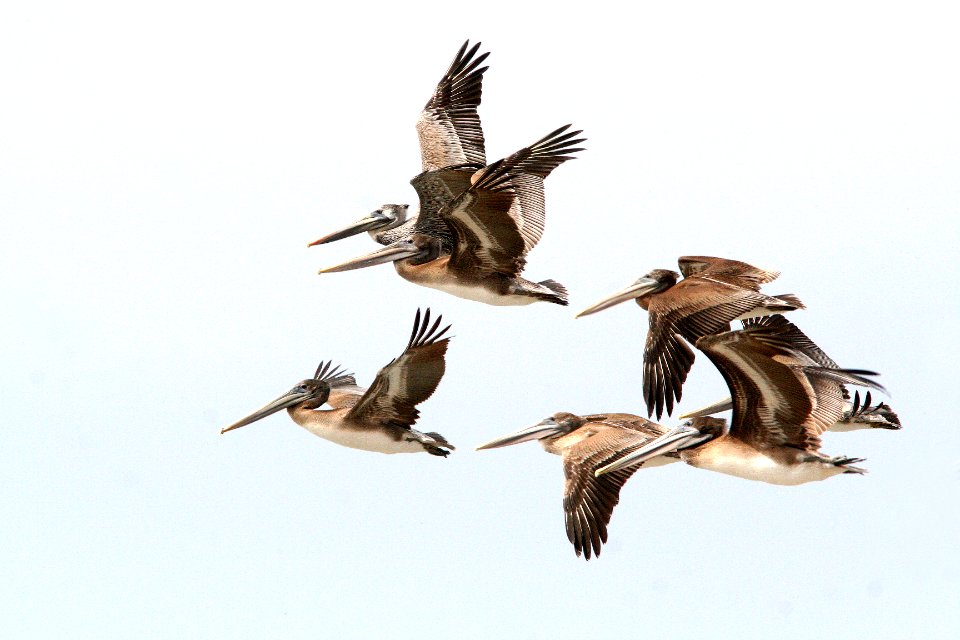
406,308,453,351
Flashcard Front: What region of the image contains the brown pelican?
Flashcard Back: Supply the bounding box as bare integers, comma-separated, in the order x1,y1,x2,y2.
221,309,455,456
576,256,805,419
595,315,885,485
319,125,584,306
308,41,489,248
680,318,901,431
476,412,722,559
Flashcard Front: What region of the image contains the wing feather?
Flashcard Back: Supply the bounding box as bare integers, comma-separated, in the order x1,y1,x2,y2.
440,126,584,276
561,422,667,560
416,41,489,173
696,319,885,451
346,309,451,429
642,279,782,420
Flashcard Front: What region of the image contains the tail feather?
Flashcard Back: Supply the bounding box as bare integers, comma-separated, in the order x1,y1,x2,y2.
834,456,868,474
771,293,805,310
538,279,569,305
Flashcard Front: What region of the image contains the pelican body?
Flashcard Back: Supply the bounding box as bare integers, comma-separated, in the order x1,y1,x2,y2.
311,41,583,306
577,256,805,419
221,309,454,457
476,412,718,559
320,126,582,306
597,315,885,485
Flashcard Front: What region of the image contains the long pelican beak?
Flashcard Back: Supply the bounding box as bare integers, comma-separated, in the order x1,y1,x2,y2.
318,240,425,274
475,419,564,450
576,277,662,318
220,389,310,434
307,213,389,247
594,424,707,476
679,397,733,419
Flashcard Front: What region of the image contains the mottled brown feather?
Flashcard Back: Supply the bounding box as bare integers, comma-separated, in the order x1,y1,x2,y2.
346,309,451,430
416,41,489,173
557,416,669,560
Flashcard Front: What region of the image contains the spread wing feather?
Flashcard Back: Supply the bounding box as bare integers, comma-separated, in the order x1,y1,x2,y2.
678,256,780,289
416,41,489,173
696,319,885,451
346,309,451,429
440,126,584,276
643,280,767,419
562,423,665,560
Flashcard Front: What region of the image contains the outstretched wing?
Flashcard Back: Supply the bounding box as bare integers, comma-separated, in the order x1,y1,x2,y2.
416,41,489,173
642,279,770,419
697,318,884,451
441,126,584,276
678,256,780,289
500,125,585,253
346,309,451,429
562,421,666,560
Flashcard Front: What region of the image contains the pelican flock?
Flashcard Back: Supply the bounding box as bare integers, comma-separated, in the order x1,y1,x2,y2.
221,40,901,560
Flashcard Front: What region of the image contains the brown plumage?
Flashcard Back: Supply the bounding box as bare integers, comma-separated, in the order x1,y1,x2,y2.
477,412,681,559
221,309,454,456
321,126,584,306
596,316,886,484
308,41,489,248
577,256,805,419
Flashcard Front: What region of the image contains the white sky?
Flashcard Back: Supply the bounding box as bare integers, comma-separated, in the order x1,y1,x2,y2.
2,1,958,638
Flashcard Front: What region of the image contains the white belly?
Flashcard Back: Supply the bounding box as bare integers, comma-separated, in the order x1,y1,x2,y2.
417,279,537,306
302,422,426,454
687,445,843,485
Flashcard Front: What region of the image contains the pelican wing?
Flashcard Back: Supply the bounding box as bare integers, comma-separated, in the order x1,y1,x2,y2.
696,319,884,451
678,256,780,289
741,314,839,368
416,41,488,173
499,125,585,253
643,280,770,419
562,421,665,560
440,126,584,275
346,309,451,429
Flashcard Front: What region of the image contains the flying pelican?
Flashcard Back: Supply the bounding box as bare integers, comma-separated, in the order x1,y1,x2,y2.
221,309,455,457
308,40,489,248
319,125,584,306
679,317,901,431
595,315,885,485
576,256,805,419
476,412,724,559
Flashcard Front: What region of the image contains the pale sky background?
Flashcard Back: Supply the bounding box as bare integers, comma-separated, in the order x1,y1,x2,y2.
2,1,958,638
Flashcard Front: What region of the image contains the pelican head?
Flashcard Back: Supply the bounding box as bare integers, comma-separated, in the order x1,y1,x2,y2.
576,269,679,318
475,412,585,450
308,204,411,247
594,416,725,476
318,233,441,274
221,377,331,434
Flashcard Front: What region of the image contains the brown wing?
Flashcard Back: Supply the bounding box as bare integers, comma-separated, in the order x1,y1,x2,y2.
346,309,451,429
500,125,585,253
643,279,772,419
416,41,488,173
561,423,666,560
440,127,584,276
742,315,839,368
677,256,780,289
696,320,884,451
410,166,478,228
